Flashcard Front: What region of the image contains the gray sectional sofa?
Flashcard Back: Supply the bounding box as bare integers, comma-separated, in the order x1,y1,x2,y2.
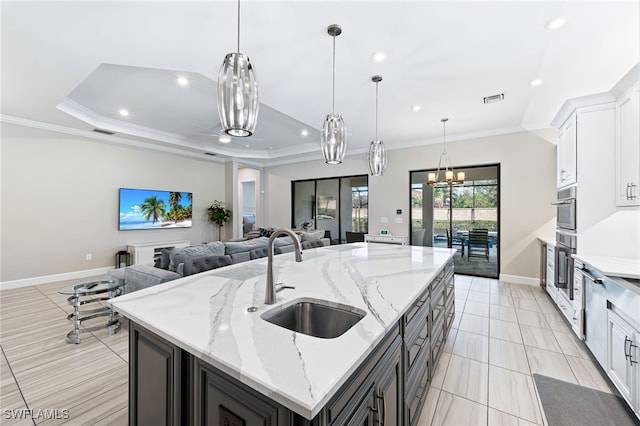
108,233,329,294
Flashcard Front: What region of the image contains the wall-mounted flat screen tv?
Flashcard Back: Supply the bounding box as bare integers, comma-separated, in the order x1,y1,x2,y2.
119,188,192,230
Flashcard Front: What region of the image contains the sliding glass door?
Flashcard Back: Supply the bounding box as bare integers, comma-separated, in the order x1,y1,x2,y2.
292,175,368,244
410,164,500,278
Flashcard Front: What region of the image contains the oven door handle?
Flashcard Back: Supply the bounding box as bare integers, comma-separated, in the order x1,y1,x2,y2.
581,269,603,285
551,200,574,205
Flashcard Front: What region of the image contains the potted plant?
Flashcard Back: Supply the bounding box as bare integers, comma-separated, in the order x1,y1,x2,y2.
207,200,232,240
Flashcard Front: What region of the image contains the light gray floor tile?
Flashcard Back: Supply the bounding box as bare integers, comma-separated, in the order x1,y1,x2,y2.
467,290,491,304
443,326,458,353
516,310,550,329
488,365,544,424
463,300,490,317
520,324,562,353
525,346,577,384
566,355,615,393
489,338,530,374
488,407,541,426
431,351,451,389
490,294,514,307
552,330,592,359
512,297,542,313
442,354,488,404
455,299,466,313
431,391,488,426
490,318,523,344
490,305,519,323
417,387,441,426
510,285,536,300
458,313,489,336
452,330,489,363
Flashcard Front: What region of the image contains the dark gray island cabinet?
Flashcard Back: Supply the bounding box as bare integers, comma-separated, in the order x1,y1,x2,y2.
128,260,454,426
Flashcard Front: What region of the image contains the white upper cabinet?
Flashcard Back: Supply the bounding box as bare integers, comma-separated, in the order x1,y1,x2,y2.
558,112,578,188
616,83,640,206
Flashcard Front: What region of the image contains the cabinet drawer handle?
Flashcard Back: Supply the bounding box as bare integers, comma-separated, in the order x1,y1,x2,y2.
581,269,603,285
630,182,637,200
630,341,638,365
375,390,386,426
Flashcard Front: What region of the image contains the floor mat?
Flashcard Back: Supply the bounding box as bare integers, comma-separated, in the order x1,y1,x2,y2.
533,374,639,426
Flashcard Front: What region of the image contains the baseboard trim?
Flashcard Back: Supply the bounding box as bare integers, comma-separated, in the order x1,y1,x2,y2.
1,267,114,291
499,274,541,286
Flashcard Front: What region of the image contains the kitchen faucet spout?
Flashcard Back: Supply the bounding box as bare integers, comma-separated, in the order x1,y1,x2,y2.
265,229,303,305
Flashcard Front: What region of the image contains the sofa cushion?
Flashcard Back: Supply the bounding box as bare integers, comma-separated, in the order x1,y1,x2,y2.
154,248,172,270
230,252,251,264
112,264,181,294
224,237,269,255
273,235,296,247
205,241,225,256
182,255,232,277
250,247,269,260
275,245,295,254
300,230,324,242
169,245,211,271
302,239,328,249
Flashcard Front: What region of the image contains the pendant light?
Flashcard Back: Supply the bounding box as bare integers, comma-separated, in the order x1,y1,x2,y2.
218,0,259,137
428,118,465,186
321,24,347,164
368,75,387,176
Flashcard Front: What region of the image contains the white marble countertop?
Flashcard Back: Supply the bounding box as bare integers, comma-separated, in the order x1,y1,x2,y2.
573,254,640,280
110,243,455,419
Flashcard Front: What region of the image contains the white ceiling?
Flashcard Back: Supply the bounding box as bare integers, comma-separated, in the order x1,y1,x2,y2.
2,1,638,167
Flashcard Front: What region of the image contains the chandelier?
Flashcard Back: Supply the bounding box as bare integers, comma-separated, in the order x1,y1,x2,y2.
428,118,465,186
218,0,259,137
321,24,347,164
368,75,387,176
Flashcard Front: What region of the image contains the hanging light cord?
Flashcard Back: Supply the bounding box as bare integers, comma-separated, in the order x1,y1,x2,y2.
236,0,241,52
375,81,379,140
442,120,447,155
332,34,336,113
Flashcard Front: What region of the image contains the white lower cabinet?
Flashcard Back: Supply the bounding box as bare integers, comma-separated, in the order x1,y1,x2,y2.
545,245,556,302
607,309,640,417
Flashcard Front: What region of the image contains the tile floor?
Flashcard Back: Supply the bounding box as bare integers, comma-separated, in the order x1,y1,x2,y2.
0,274,617,425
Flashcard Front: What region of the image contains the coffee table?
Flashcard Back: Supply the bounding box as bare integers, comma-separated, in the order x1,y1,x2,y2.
58,279,124,344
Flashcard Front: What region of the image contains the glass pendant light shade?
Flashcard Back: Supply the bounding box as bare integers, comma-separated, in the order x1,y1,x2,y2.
368,75,387,176
217,0,258,137
321,24,346,164
321,113,347,164
368,140,387,175
218,52,259,137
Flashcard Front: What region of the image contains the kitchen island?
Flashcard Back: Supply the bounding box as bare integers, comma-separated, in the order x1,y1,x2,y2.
110,242,455,425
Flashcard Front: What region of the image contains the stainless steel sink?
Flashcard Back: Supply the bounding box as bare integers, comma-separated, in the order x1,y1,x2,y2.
261,299,366,338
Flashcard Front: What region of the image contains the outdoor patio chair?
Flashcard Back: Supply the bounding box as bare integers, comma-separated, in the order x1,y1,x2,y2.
468,228,490,261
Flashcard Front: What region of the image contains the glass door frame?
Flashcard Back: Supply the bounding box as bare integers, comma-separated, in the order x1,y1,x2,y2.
409,163,501,278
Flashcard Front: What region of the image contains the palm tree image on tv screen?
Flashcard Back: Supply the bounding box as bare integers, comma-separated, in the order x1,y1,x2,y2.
119,188,193,230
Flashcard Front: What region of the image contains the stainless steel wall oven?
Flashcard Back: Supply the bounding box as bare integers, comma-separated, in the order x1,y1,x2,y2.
555,231,577,300
553,186,577,232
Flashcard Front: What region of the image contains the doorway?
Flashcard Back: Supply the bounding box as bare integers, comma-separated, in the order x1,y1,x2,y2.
410,164,500,278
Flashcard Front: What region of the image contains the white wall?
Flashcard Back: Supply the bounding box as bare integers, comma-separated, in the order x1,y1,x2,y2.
1,124,226,283
265,130,558,281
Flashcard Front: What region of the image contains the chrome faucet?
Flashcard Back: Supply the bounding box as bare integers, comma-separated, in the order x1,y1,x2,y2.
265,228,303,304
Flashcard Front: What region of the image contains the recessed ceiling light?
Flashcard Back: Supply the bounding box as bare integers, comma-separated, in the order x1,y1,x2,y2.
119,108,129,117
245,144,250,148
372,51,386,63
411,105,421,112
544,18,565,30
218,136,231,143
529,79,542,87
301,129,308,136
176,76,189,86
268,146,273,150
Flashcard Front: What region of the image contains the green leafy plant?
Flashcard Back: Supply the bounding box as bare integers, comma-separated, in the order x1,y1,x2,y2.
207,200,232,238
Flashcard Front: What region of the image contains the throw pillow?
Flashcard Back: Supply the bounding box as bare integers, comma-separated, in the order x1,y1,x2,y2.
224,237,269,255
156,248,173,270
259,227,275,237
300,229,325,242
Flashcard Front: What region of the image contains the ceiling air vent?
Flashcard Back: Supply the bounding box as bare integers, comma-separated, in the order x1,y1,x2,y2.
483,93,505,104
93,128,114,135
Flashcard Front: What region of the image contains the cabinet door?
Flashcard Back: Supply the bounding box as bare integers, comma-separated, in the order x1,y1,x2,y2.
616,84,640,206
193,359,284,426
558,114,577,187
607,310,635,404
373,344,403,426
129,322,186,426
